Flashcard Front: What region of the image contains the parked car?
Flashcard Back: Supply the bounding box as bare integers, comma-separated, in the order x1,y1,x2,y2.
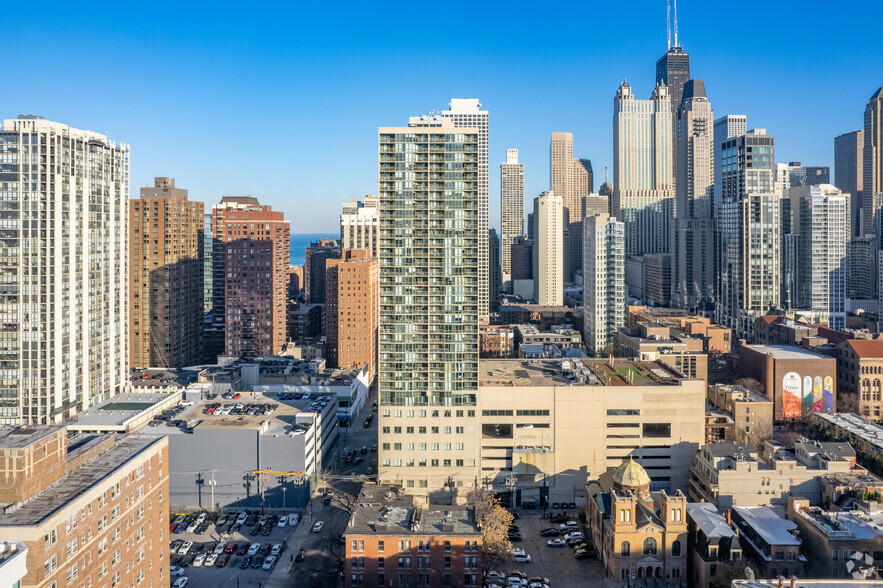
172,579,188,588
194,522,209,535
204,554,218,567
224,543,237,554
213,543,226,555
260,544,272,556
574,548,593,560
236,542,250,556
261,524,273,536
178,541,193,555
186,521,199,533
240,556,252,569
354,457,364,465
192,554,205,567
559,521,579,531
507,533,522,542
295,547,305,562
248,543,261,556
539,528,560,537
170,540,183,553
250,524,262,536
528,578,550,586
173,524,186,534
512,549,531,563
546,539,566,547
170,566,186,576
262,555,276,570
277,516,288,527
236,512,248,525
270,544,282,556
251,556,263,569
312,521,324,533
216,554,230,568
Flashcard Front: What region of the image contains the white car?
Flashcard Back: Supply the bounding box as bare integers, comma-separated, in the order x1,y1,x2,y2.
204,554,218,567
213,543,225,555
186,521,198,533
564,531,584,541
177,541,192,555
513,553,532,563
247,543,261,556
312,521,324,533
236,512,248,525
506,578,528,587
192,554,206,567
170,566,186,576
173,515,187,525
288,514,299,527
559,521,579,531
270,544,282,556
257,516,268,526
172,579,188,588
262,555,276,570
196,513,207,524
277,516,288,528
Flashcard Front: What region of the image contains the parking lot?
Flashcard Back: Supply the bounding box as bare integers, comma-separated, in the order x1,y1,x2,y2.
498,509,608,587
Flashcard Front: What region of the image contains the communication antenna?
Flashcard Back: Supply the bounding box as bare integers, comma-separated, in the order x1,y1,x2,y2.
666,0,671,50
673,0,679,48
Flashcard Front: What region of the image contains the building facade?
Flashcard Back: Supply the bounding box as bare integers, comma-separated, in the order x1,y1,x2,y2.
717,129,780,339
613,82,675,256
325,249,379,378
713,115,747,212
130,177,204,368
656,43,691,199
863,87,883,236
0,116,129,425
211,197,290,359
488,229,501,314
0,427,168,588
340,195,379,258
837,339,883,420
533,191,564,306
673,79,716,312
551,132,592,282
500,149,523,278
583,214,625,355
378,120,480,493
304,239,341,304
835,129,864,237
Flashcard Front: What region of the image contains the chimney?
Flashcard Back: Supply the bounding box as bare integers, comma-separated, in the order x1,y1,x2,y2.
726,508,731,526
778,577,785,588
791,577,797,588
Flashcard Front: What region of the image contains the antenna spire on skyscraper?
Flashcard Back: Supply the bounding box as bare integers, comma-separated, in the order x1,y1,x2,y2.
673,0,679,47
666,0,671,50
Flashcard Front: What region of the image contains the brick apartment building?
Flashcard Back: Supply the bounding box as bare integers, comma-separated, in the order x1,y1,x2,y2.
211,197,290,360
0,426,169,588
343,484,481,587
326,249,379,378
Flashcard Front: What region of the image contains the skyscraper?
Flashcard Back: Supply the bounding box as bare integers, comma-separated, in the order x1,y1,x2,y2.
533,191,564,306
673,79,716,311
377,119,479,494
0,116,129,425
863,87,883,236
203,212,213,314
656,44,690,196
550,133,592,281
613,81,674,256
718,129,780,338
211,197,290,359
713,115,747,210
583,214,625,356
325,249,378,377
789,184,848,328
834,130,864,237
340,195,379,258
488,229,501,313
304,239,341,304
500,149,524,278
442,99,489,321
130,177,204,368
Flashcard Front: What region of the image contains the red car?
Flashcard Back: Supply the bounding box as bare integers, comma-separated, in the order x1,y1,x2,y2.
232,393,241,399
236,542,250,556
205,407,215,415
224,543,237,554
169,524,178,533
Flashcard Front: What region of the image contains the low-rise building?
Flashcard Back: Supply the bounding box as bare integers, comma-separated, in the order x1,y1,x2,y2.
626,306,732,355
705,403,736,443
0,427,168,588
686,503,743,588
837,339,883,420
731,506,805,579
0,541,27,588
514,323,582,350
789,497,883,579
587,459,688,586
614,322,708,381
812,413,883,477
752,315,827,347
343,483,481,587
498,305,579,331
708,384,775,447
737,345,837,419
689,440,863,509
479,326,516,358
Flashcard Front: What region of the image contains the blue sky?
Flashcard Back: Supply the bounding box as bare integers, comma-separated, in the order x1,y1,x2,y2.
6,0,881,233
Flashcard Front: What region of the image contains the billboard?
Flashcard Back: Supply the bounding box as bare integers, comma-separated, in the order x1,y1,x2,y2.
783,372,834,418
782,372,802,418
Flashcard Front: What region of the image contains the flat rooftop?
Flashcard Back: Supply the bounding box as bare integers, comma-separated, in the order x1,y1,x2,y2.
130,368,199,388
0,425,61,450
480,358,686,387
815,413,883,452
346,484,479,537
0,435,163,526
797,507,883,541
741,344,831,361
68,392,180,430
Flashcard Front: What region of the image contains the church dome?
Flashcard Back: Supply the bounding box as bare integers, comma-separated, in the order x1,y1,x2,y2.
613,457,651,489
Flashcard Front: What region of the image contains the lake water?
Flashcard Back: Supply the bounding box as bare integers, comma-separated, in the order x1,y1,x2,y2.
290,233,337,267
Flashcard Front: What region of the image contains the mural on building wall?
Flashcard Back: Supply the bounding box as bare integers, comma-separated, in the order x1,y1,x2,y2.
783,372,801,418
784,372,834,417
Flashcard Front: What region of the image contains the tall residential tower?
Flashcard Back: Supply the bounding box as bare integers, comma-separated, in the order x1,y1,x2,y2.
834,130,864,237
863,87,883,236
583,214,625,355
500,149,524,279
533,191,564,306
550,132,592,281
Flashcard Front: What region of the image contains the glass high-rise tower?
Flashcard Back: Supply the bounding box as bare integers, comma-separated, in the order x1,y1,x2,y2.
377,118,480,494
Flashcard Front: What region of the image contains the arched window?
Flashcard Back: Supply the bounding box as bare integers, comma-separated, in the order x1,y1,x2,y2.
875,379,882,402
672,540,681,556
621,541,630,556
862,380,871,401
643,537,657,555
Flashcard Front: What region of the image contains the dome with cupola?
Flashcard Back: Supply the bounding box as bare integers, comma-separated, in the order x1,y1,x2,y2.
612,457,651,498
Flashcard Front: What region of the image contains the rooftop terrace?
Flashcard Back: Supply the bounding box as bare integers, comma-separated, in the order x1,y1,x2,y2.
480,358,686,387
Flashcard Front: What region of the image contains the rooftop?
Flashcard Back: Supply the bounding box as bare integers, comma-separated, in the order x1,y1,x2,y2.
686,503,735,538
741,344,832,361
796,506,883,541
346,484,480,537
815,413,883,453
733,506,800,546
479,358,687,387
0,435,164,526
0,425,61,450
67,392,181,431
704,441,758,460
845,339,883,359
129,368,199,388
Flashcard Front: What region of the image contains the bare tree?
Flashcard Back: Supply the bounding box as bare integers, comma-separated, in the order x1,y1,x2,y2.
709,559,748,588
734,377,765,395
838,392,860,415
747,417,773,452
465,486,513,576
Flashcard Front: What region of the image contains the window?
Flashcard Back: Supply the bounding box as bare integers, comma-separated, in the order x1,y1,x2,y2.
643,423,671,438
607,409,640,416
621,541,630,556
378,541,384,552
643,537,657,555
444,541,451,552
671,540,681,557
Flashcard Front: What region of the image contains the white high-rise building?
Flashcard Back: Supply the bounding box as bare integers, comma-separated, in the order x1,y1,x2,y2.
713,115,747,211
550,132,592,281
533,191,563,306
0,116,129,425
788,184,849,329
500,149,524,279
340,195,379,258
673,79,716,312
613,81,674,256
443,99,489,321
583,214,625,355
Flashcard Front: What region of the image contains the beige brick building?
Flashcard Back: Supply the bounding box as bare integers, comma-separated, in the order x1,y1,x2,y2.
707,384,774,447
0,427,168,588
326,249,379,380
837,339,883,420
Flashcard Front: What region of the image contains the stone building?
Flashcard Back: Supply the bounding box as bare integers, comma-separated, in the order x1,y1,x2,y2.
837,339,883,420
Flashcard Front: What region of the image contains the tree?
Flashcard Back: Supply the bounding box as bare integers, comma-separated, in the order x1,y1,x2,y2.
734,378,765,395
709,559,749,588
465,486,513,575
838,391,860,415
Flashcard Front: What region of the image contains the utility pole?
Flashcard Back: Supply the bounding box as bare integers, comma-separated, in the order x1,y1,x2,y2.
210,471,216,513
